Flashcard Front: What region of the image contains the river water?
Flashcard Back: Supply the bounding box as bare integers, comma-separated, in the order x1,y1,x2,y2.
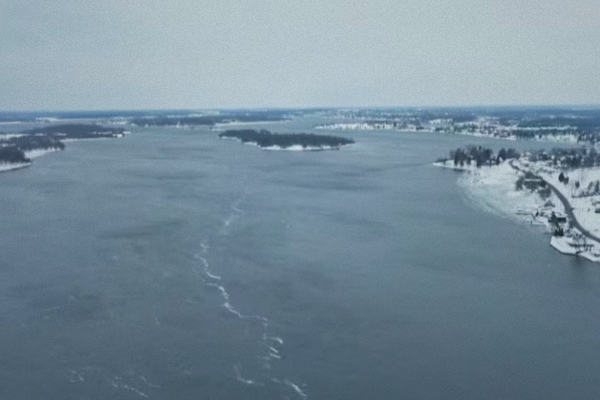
1,118,600,399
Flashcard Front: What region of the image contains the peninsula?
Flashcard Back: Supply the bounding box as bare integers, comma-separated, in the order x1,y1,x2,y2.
218,129,354,150
0,123,127,172
436,145,600,262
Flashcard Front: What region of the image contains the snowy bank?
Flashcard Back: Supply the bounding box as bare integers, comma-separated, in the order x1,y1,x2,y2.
0,162,31,173
550,235,600,262
534,165,600,238
446,157,600,262
254,143,342,151
24,148,63,159
240,141,342,151
453,161,558,226
0,148,62,174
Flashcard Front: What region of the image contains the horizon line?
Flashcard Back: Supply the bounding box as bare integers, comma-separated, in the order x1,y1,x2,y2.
2,103,600,114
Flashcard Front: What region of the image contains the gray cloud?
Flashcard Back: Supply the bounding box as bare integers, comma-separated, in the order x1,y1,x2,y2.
1,0,599,110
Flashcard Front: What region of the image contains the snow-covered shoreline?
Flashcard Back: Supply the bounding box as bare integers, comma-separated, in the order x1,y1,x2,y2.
257,143,342,151
315,122,431,132
0,133,127,175
447,131,579,143
0,148,62,174
550,236,600,262
222,137,346,151
245,141,342,151
24,148,63,159
447,161,558,225
533,164,600,237
438,159,600,262
62,133,127,142
0,162,31,173
315,121,579,143
214,120,290,128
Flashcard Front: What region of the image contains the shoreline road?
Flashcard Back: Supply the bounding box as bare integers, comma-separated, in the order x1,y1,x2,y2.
509,160,600,245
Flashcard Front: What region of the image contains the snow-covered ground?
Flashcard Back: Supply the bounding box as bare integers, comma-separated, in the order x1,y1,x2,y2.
449,131,517,141
439,159,600,262
447,161,557,226
0,148,62,174
315,122,430,132
244,142,343,151
214,120,290,128
315,122,395,130
531,164,600,237
534,134,579,143
521,161,600,261
447,131,580,143
24,148,63,159
263,145,340,151
0,133,25,139
433,160,483,173
62,134,125,142
0,162,31,172
550,236,600,262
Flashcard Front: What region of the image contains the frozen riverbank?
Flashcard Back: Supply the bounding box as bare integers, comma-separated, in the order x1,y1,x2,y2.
0,148,63,174
24,148,63,159
441,161,558,226
246,142,345,151
438,158,600,262
532,164,600,238
0,162,31,173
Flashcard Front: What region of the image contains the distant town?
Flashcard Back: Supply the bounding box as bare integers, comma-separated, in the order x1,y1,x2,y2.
315,107,600,145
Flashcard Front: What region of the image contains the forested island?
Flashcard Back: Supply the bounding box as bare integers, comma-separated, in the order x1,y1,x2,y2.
25,124,126,139
0,136,64,168
0,123,126,171
0,146,31,164
5,135,65,152
219,129,354,150
131,111,289,128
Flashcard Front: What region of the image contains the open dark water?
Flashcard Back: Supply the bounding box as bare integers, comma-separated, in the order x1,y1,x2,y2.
2,119,600,399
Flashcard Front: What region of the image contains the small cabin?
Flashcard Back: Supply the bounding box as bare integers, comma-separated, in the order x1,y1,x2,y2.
549,212,567,225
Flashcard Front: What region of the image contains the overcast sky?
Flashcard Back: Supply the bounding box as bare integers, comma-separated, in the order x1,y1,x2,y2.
1,0,599,110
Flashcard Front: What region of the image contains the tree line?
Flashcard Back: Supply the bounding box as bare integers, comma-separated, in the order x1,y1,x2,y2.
448,146,520,167
0,146,30,164
219,129,354,148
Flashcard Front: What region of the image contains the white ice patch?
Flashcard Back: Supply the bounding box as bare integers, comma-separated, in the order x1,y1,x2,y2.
108,376,149,398
68,370,84,383
195,196,308,398
234,364,261,386
271,378,309,399
284,380,308,399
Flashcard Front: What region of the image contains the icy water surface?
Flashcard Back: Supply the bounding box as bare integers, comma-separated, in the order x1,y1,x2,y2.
1,121,600,399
